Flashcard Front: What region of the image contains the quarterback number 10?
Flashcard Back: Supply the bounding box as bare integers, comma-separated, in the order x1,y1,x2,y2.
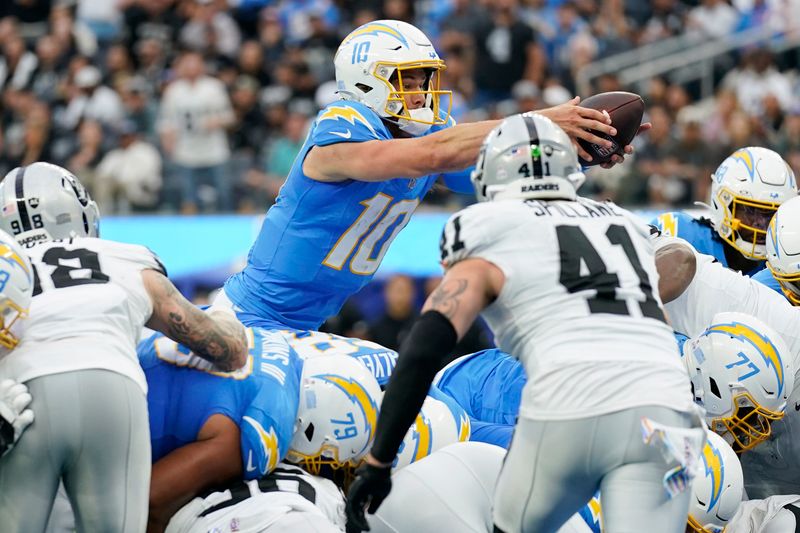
323,193,418,276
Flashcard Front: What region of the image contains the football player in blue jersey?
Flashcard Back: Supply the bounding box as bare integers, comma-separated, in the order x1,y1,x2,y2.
219,19,642,336
652,147,796,276
756,195,800,302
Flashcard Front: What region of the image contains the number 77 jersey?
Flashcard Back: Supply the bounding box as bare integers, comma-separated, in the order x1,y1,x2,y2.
0,236,165,395
439,197,694,420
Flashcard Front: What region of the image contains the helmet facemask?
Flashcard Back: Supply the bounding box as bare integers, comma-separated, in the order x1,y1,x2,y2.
710,390,784,453
374,62,450,135
0,298,27,350
714,187,779,260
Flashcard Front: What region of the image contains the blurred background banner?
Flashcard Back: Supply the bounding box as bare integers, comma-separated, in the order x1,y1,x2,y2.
103,208,678,292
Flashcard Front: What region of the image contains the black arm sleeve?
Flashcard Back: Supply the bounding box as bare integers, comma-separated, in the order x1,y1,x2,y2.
369,310,458,464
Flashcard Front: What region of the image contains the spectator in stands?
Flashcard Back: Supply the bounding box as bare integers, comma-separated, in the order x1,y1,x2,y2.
159,51,234,213
472,0,543,106
120,76,158,142
59,65,124,130
179,0,242,59
639,0,688,44
687,0,740,39
95,119,163,214
0,35,38,92
29,34,65,104
0,99,52,171
76,0,123,45
66,118,105,189
368,274,418,351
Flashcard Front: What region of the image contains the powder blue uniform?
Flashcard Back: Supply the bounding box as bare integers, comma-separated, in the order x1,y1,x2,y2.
223,100,467,331
651,212,764,276
138,328,302,480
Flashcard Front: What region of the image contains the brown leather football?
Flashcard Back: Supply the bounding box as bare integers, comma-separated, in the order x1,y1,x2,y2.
577,91,645,166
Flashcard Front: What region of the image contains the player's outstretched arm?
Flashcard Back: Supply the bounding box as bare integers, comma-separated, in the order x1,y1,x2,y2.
148,414,241,533
655,241,697,303
142,269,248,372
305,102,616,183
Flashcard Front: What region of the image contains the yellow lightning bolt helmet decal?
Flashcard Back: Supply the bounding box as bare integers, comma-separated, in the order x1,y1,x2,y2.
0,243,29,276
657,213,678,237
243,416,279,475
458,413,471,442
730,149,755,179
342,22,409,48
411,413,432,462
315,374,379,455
704,322,785,395
701,439,725,511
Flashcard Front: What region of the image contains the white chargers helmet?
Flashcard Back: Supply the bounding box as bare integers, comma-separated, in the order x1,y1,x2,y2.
288,354,382,474
683,312,794,452
0,229,33,350
333,20,451,136
0,163,99,246
687,431,744,533
471,113,585,203
708,147,796,260
766,195,800,305
392,393,471,471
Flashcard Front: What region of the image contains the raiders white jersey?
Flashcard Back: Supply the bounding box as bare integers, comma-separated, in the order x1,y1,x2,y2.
659,237,800,385
166,463,346,533
439,198,693,420
0,237,163,393
727,495,800,533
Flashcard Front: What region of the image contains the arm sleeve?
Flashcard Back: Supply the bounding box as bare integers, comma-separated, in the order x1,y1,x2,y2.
440,167,475,194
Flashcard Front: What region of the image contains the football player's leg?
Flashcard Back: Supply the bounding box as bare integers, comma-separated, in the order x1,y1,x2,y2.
493,418,599,533
62,370,151,533
0,375,66,532
600,406,700,533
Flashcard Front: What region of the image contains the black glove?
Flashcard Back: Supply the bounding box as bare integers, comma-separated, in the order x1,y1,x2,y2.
345,462,393,532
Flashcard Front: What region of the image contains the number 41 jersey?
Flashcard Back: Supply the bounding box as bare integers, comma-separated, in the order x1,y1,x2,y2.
439,197,694,421
0,237,165,394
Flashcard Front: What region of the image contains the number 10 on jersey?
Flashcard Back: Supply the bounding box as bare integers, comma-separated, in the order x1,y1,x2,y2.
323,193,419,276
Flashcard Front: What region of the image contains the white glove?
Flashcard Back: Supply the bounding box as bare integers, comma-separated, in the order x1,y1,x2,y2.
0,378,34,456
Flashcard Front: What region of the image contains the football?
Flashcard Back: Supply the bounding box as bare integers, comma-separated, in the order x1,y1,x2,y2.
577,91,645,166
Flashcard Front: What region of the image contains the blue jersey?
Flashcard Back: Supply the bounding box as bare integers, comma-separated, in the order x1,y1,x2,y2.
651,212,764,275
138,328,302,479
224,100,457,330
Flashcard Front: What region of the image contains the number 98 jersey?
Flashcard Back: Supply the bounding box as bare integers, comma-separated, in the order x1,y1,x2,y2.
439,197,694,420
0,237,165,394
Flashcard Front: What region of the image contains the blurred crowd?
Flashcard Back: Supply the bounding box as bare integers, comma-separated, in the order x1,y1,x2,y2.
1,0,799,216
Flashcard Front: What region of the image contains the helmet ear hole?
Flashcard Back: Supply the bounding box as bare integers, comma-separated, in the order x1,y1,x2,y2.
355,83,373,94
709,377,722,399
304,422,315,441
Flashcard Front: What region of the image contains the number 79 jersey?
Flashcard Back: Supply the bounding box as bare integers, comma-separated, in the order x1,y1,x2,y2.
0,237,165,394
439,197,694,420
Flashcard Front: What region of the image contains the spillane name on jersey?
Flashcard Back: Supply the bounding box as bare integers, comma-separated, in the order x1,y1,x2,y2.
138,327,302,479
651,211,764,276
439,197,693,420
224,100,455,331
0,237,164,393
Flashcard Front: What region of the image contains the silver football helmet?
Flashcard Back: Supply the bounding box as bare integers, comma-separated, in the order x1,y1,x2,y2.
0,162,100,246
471,113,585,202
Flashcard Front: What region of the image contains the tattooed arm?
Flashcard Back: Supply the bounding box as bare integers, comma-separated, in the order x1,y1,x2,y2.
422,258,505,339
141,269,248,372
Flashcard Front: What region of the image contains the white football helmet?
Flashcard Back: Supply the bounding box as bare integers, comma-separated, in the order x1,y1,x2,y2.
708,147,796,260
0,229,33,350
0,162,100,246
766,195,800,305
288,354,382,474
392,393,471,471
334,20,451,136
683,312,794,452
687,431,744,533
471,113,586,203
